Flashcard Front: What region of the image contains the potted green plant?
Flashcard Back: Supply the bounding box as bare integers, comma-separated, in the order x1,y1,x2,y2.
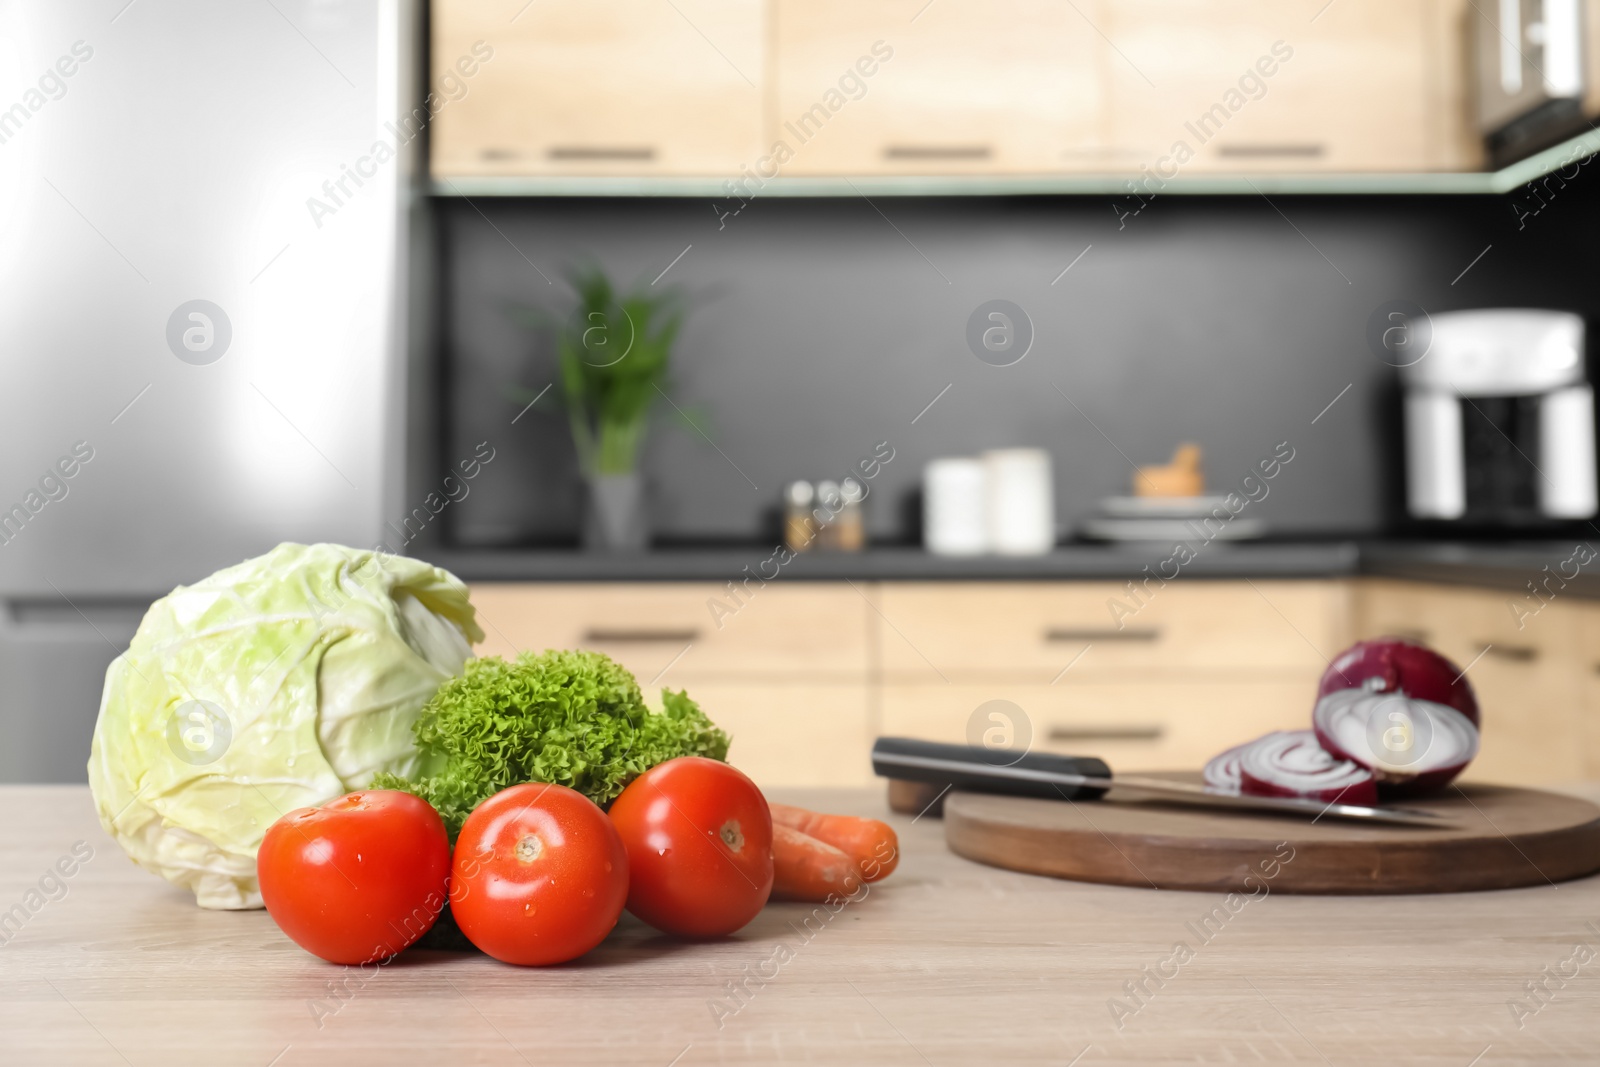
556,267,684,551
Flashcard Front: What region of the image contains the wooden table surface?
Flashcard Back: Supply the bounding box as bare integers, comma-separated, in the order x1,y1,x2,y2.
5,784,1600,1066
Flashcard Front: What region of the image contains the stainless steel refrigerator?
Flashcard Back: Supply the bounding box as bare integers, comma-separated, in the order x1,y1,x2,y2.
0,0,418,780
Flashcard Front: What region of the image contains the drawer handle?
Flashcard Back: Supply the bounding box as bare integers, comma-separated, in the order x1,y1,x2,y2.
546,146,657,161
1386,629,1430,645
1045,627,1161,643
882,144,992,160
1479,642,1538,663
582,627,699,644
1048,724,1165,742
1215,143,1325,158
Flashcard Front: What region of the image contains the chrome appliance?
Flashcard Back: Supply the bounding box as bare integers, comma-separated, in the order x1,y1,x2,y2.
1475,0,1591,165
1403,309,1595,525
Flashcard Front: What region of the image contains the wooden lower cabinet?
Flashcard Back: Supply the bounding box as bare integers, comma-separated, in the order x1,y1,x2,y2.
880,681,1312,773
675,682,874,788
874,580,1345,682
467,578,1598,789
469,582,871,682
1579,606,1600,781
1355,579,1587,784
467,582,876,787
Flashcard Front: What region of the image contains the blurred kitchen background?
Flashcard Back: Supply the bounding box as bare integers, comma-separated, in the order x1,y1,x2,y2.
6,0,1600,787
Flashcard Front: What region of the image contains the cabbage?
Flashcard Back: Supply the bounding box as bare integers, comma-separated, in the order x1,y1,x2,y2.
87,543,483,910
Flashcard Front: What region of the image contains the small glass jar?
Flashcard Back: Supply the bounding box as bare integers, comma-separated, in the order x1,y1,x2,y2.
833,477,866,552
812,480,844,550
784,480,817,552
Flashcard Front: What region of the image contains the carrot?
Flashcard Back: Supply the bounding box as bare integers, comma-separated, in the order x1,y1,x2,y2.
769,803,899,883
771,824,862,902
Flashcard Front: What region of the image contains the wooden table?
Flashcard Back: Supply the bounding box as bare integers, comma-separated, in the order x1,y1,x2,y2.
5,784,1600,1066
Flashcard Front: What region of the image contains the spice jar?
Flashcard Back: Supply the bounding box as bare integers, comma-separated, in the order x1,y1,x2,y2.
784,480,817,552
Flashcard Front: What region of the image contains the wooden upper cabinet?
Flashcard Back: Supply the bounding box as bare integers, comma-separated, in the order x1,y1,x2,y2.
1101,0,1465,174
431,0,765,177
772,0,1105,175
430,0,1482,180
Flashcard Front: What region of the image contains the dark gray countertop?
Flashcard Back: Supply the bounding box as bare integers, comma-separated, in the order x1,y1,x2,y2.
1360,540,1600,598
421,538,1599,596
425,541,1361,583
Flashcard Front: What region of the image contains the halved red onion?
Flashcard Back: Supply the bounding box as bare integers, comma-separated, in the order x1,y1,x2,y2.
1312,687,1479,794
1235,730,1378,806
1202,741,1250,795
1318,638,1480,728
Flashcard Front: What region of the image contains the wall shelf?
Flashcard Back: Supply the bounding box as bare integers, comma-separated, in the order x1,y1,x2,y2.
429,128,1600,199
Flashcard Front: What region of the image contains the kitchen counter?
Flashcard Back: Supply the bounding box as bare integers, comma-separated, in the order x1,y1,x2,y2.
425,538,1600,598
426,542,1363,583
8,784,1600,1066
1362,540,1600,599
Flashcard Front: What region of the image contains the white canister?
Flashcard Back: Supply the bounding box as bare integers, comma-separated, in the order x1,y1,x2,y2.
923,458,989,556
985,449,1055,556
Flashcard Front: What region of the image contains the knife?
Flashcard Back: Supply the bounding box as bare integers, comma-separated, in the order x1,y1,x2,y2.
871,737,1451,828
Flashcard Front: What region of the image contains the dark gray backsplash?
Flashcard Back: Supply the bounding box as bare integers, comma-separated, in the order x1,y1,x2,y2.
433,185,1600,547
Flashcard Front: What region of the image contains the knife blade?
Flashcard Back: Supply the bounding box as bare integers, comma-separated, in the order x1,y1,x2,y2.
871,737,1451,828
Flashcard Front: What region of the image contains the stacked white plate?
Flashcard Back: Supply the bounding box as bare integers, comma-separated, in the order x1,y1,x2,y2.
1077,495,1267,543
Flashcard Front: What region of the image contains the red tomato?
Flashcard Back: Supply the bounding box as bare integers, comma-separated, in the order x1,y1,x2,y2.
257,790,450,965
607,757,773,937
449,783,629,966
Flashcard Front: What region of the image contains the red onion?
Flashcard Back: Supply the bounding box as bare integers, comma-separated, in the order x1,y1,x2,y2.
1235,730,1378,806
1201,741,1250,794
1312,686,1480,794
1318,638,1480,728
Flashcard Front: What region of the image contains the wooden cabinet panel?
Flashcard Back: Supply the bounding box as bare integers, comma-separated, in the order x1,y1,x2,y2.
880,681,1310,773
433,0,1485,180
1102,0,1440,174
1354,580,1586,784
458,578,1597,789
874,581,1343,682
468,582,870,681
773,0,1105,175
687,682,874,786
1578,605,1600,780
432,0,764,177
1424,0,1485,171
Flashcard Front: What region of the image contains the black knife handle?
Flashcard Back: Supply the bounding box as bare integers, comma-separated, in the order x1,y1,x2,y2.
871,736,1111,801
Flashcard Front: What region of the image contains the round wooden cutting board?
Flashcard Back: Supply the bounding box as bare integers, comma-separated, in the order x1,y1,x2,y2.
942,775,1600,894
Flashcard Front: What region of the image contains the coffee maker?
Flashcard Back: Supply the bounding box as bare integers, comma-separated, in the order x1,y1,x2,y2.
1402,309,1596,526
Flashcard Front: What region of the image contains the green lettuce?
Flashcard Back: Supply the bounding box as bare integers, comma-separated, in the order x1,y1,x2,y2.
88,543,483,910
373,649,729,836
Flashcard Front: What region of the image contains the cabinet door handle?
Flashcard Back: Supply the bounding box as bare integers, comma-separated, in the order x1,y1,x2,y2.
1215,143,1325,158
546,146,657,161
882,144,992,160
1479,642,1538,663
582,627,699,644
1044,627,1161,643
1048,724,1165,742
